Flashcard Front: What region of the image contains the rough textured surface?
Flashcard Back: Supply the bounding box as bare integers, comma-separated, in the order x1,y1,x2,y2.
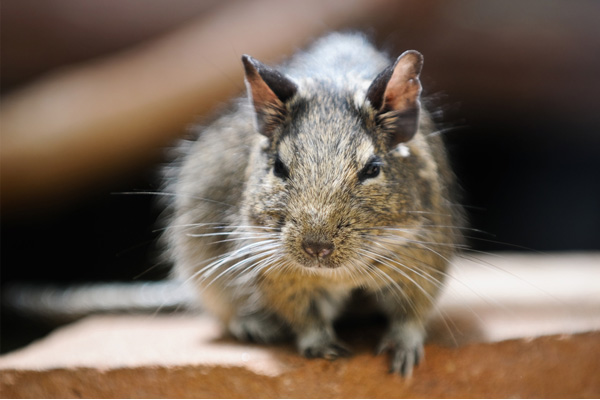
0,316,598,398
1,253,599,398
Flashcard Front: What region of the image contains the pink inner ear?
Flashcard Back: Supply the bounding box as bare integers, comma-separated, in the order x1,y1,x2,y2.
384,56,422,112
247,74,282,111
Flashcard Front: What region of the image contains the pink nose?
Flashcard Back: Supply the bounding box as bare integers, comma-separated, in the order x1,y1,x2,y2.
303,240,334,259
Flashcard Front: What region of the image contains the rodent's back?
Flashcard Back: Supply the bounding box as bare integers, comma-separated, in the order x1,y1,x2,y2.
167,33,393,277
169,30,462,292
167,34,463,373
282,32,390,81
166,101,256,284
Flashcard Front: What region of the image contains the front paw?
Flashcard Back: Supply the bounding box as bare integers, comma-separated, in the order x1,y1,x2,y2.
297,329,352,360
376,321,425,377
228,313,287,344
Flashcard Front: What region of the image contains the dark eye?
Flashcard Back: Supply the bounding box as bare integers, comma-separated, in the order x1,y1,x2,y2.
273,156,289,179
358,156,382,181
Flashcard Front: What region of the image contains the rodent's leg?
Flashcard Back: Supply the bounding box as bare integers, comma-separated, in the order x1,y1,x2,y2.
374,287,430,376
228,311,288,344
376,318,425,377
264,286,351,359
296,322,351,360
199,281,288,344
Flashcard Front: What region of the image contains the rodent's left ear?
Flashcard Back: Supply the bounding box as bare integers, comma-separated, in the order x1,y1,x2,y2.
366,50,423,147
242,55,298,139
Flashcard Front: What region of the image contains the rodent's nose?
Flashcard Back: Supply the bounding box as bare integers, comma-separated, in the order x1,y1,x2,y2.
302,240,334,259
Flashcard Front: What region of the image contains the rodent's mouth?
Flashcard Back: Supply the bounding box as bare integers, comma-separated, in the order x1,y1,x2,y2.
293,253,348,270
302,260,341,270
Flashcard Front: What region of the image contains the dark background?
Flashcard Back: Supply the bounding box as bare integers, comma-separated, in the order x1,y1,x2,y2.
2,0,599,353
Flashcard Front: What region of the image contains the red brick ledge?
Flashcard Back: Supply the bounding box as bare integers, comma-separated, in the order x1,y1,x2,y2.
1,323,598,398
2,253,599,398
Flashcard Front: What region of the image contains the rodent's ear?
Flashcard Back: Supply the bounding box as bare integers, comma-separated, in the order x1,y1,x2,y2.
366,50,423,147
242,55,298,138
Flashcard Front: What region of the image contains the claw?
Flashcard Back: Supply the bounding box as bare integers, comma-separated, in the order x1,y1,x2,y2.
390,348,415,376
302,340,352,360
376,321,425,377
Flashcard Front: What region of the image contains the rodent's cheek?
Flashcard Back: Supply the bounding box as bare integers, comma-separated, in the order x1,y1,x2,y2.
245,187,289,228
279,224,307,262
249,208,283,229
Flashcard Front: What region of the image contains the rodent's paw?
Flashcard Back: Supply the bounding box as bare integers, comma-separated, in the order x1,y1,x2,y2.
376,337,424,377
228,314,287,344
298,333,352,360
301,340,352,360
376,322,425,377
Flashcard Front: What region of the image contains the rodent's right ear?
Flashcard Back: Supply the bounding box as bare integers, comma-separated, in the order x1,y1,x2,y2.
242,55,298,138
366,50,424,147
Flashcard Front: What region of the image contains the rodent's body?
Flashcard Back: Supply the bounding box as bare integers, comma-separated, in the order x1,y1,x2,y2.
166,33,462,375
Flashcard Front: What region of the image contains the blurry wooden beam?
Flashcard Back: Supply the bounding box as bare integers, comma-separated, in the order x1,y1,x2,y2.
4,0,600,214
0,0,395,213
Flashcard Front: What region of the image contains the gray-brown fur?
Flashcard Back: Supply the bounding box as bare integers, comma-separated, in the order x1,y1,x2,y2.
165,32,463,376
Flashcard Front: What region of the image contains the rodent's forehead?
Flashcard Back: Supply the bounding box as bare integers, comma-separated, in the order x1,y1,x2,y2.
278,127,375,169
276,88,377,169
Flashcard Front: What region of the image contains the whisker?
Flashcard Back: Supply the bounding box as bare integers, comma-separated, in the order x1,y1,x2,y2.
358,249,435,307
189,231,278,238
186,239,278,283
202,247,280,288
114,191,235,208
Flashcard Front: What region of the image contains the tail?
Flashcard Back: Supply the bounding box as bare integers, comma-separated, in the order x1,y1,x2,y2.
2,280,195,324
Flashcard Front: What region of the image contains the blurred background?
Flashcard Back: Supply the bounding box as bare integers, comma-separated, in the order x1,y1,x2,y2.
2,0,599,352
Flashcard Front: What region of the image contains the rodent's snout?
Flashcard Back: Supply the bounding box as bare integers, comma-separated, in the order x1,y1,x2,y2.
302,238,335,260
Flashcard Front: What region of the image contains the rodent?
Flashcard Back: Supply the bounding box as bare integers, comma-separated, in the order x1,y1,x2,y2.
165,32,463,376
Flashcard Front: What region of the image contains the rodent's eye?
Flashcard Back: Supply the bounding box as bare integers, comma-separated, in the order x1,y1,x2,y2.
358,156,383,181
273,156,289,179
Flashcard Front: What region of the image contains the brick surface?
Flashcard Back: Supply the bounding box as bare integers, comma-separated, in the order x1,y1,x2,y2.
1,253,599,398
1,314,599,398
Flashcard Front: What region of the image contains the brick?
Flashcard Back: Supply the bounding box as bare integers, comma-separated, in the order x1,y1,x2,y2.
1,253,599,397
